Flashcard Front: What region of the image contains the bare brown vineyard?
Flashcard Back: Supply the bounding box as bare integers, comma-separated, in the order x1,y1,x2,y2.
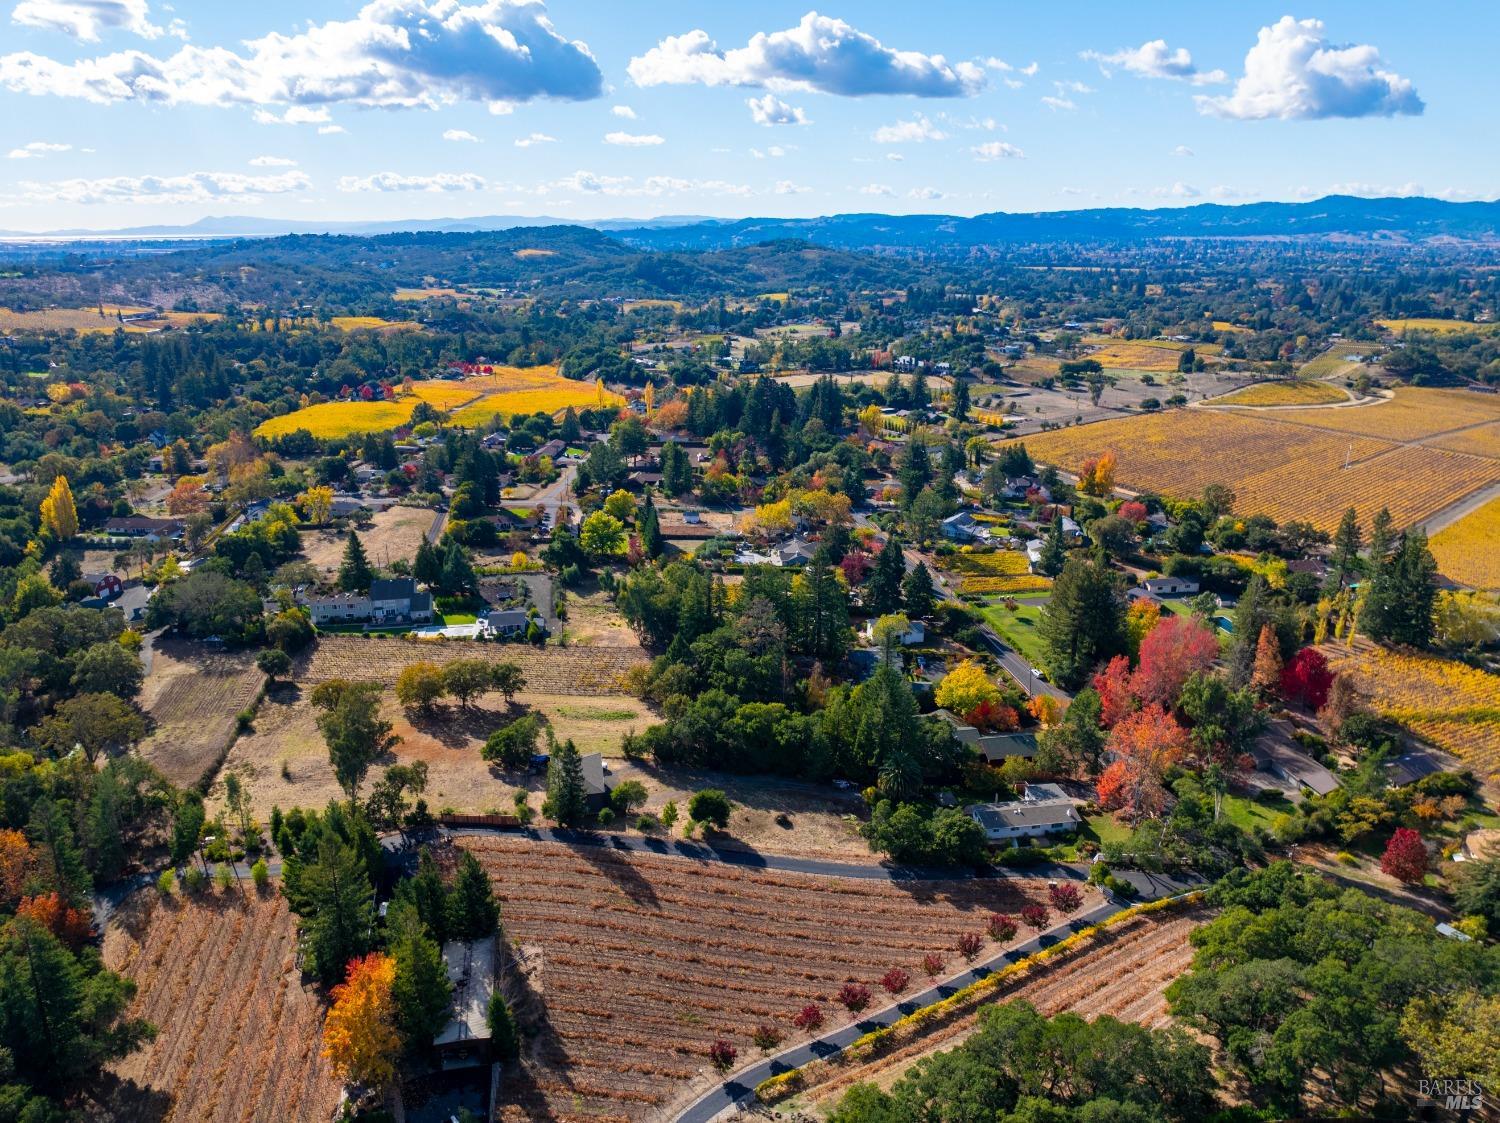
138,638,265,788
457,834,1078,1123
800,906,1205,1108
100,890,339,1123
303,635,647,694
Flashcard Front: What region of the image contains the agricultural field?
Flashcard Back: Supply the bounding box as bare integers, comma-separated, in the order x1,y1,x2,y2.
448,366,622,426
1079,336,1219,373
393,286,462,301
1429,496,1500,589
329,315,422,332
404,380,484,410
137,637,265,789
1014,408,1500,532
254,399,416,440
0,304,155,333
1324,640,1500,784
457,834,1075,1123
1267,386,1500,444
1296,342,1379,380
300,634,646,691
1214,381,1349,407
944,550,1052,596
1211,320,1250,334
1376,318,1498,335
299,506,438,575
796,905,1205,1110
100,889,339,1123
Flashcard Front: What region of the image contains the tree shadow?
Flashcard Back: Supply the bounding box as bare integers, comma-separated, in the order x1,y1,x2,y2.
88,1072,175,1122
569,832,663,910
407,699,521,750
490,924,574,1123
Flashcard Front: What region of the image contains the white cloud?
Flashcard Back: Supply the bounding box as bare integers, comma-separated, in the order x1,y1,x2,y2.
1198,17,1422,120
1152,181,1200,199
21,168,309,204
318,124,345,135
1082,40,1226,85
514,132,555,147
1171,144,1194,157
749,144,788,159
0,0,603,112
628,12,984,97
872,115,945,143
6,139,70,158
254,106,330,126
1055,79,1095,94
774,179,809,195
1209,185,1241,199
248,154,295,167
338,171,486,192
971,140,1024,160
885,152,903,161
610,104,635,118
442,128,480,143
11,0,168,42
746,92,807,126
858,182,894,196
908,186,943,200
547,170,749,197
604,130,664,146
1040,95,1075,111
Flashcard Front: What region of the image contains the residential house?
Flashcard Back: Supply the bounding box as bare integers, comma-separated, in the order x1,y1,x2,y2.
1252,737,1340,797
862,618,926,646
1025,539,1046,572
536,439,566,460
83,572,123,600
306,592,372,626
1141,576,1200,597
433,934,496,1067
1021,782,1069,803
103,516,185,542
941,511,983,542
369,577,434,624
967,798,1081,841
581,753,615,813
931,709,1038,764
482,608,531,638
777,538,818,567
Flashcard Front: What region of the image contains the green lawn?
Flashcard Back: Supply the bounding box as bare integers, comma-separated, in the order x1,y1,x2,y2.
437,612,478,625
1221,792,1295,833
1080,813,1133,848
978,599,1050,667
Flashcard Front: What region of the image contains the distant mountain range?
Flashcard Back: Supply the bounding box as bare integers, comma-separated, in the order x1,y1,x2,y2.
3,195,1498,248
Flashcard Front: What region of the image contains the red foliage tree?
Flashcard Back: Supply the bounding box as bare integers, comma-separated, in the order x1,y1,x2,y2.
839,551,872,586
921,952,946,978
1133,616,1219,708
1095,760,1130,811
1048,883,1083,914
17,892,92,949
1118,500,1148,524
836,982,872,1014
1281,648,1335,711
1020,903,1050,930
708,1039,737,1071
1380,827,1429,884
965,699,1020,732
987,913,1019,942
957,932,983,961
880,967,910,995
791,1004,824,1031
752,1023,784,1051
1098,703,1191,819
1092,655,1137,727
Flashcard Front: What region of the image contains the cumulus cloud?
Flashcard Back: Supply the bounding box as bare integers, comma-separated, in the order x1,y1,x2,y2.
774,179,810,194
971,140,1024,160
1082,40,1225,84
858,182,894,196
248,154,295,166
21,168,309,204
338,171,486,192
514,132,554,146
318,124,345,135
1197,16,1421,120
442,128,480,142
7,139,70,158
628,12,984,97
546,170,749,197
1171,144,1194,157
0,0,603,113
253,106,330,126
1040,95,1074,111
908,186,943,200
746,93,807,126
604,130,663,146
1153,181,1200,199
872,115,945,143
610,104,635,118
10,0,180,42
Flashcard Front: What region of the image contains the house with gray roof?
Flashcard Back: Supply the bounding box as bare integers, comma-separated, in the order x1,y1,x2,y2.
968,798,1080,841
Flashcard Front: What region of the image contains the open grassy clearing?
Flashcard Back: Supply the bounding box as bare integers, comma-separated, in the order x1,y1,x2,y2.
137,638,264,789
978,601,1050,668
99,889,339,1123
793,906,1206,1110
1429,495,1500,589
1214,381,1350,407
299,506,438,575
1376,318,1498,335
0,305,156,333
457,834,1076,1123
393,286,462,301
1014,407,1500,532
329,315,422,332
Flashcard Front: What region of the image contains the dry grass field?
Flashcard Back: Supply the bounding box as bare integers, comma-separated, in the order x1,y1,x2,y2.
393,287,462,301
797,906,1205,1109
99,889,339,1123
1430,497,1500,589
1079,336,1219,373
1214,381,1349,407
1015,406,1500,531
458,834,1076,1123
138,638,264,789
329,315,422,333
301,635,646,691
299,506,438,575
1376,318,1497,335
0,305,155,333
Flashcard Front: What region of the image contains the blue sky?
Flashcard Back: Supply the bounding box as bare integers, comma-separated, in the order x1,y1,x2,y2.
0,1,1491,230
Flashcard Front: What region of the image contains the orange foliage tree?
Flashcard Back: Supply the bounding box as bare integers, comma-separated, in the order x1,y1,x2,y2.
0,830,32,907
1092,655,1137,727
1095,703,1190,819
322,953,401,1090
17,892,93,949
1077,451,1117,497
1249,623,1283,695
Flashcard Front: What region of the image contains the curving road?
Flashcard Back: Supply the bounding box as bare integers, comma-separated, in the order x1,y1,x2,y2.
673,900,1124,1123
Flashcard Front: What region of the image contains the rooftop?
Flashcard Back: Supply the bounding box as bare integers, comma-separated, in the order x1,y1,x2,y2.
434,936,496,1049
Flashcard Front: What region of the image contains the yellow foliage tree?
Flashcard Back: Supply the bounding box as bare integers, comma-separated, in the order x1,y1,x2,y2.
1077,451,1117,497
858,403,884,438
298,485,335,525
935,660,1001,718
1027,694,1063,729
753,498,794,537
603,489,636,522
1125,598,1161,655
39,475,78,540
322,953,401,1090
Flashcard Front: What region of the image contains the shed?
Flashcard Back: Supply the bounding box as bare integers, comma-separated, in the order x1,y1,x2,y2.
434,935,496,1067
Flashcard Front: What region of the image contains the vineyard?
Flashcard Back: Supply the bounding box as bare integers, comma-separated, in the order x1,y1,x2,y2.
138,639,265,789
797,905,1205,1110
0,305,155,333
1324,640,1500,783
1214,381,1349,407
1376,318,1497,335
449,365,623,426
1268,387,1500,443
1079,337,1218,373
1014,408,1500,531
457,834,1073,1123
329,315,422,332
1430,497,1500,589
254,399,416,440
943,550,1052,596
101,890,339,1123
302,635,647,692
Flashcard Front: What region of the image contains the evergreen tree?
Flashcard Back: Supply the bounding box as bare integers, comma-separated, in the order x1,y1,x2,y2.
545,739,587,827
796,555,851,662
1326,507,1363,591
446,851,501,939
559,407,581,444
440,538,476,596
867,536,905,615
388,901,452,1049
1227,576,1273,687
1036,516,1067,578
897,441,931,507
950,378,970,422
413,539,442,588
338,530,373,593
1361,531,1438,648
660,440,692,496
901,563,936,619
638,491,663,559
393,848,450,943
26,798,90,905
487,990,519,1060
1038,556,1127,690
298,834,375,986
1368,506,1395,566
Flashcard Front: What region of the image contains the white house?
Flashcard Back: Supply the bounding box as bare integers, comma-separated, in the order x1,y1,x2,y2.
863,618,926,646
369,577,434,624
1142,576,1199,597
941,511,991,543
968,798,1081,842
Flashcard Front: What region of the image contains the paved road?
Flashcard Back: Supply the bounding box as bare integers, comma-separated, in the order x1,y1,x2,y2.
974,624,1070,701
425,508,447,544
674,900,1124,1123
